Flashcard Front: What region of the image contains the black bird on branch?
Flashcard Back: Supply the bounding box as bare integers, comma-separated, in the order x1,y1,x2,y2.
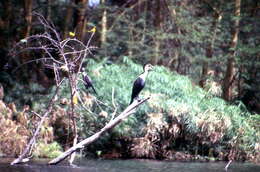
82,71,97,95
130,64,153,104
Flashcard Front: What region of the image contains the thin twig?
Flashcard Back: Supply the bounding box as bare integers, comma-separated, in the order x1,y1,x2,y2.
31,111,43,119
12,57,54,73
77,91,96,115
225,160,232,171
110,87,117,121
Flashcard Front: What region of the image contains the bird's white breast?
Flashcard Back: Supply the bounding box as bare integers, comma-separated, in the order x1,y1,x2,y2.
139,71,148,81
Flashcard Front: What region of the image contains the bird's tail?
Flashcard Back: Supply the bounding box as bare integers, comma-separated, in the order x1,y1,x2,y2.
91,85,98,95
129,99,133,105
129,95,135,105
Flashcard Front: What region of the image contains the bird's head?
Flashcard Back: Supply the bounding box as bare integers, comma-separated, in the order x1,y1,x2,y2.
80,67,87,75
143,64,154,72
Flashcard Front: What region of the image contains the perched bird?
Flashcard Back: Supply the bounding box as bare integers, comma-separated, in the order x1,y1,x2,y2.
88,26,96,33
82,71,97,95
69,31,75,37
130,64,153,104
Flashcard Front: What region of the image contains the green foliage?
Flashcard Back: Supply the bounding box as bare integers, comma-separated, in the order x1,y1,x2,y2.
87,0,260,104
4,82,47,110
33,142,62,158
1,0,259,161
91,1,210,68
53,58,259,160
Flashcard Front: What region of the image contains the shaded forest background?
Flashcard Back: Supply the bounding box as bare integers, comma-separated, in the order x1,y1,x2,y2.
1,0,260,110
0,0,259,163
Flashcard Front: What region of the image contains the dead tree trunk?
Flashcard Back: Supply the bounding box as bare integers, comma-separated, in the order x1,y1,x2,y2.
222,0,241,101
11,12,95,165
11,82,63,165
49,97,150,165
68,73,79,164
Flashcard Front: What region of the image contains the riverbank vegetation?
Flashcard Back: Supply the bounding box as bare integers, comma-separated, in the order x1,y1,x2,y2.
0,0,259,164
1,59,259,163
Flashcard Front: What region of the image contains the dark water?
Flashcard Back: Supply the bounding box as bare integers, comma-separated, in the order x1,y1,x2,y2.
0,158,259,172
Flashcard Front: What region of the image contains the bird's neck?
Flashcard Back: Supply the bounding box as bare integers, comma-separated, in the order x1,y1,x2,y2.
139,70,149,81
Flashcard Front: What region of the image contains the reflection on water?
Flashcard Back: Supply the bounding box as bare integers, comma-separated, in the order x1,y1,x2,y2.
0,158,259,172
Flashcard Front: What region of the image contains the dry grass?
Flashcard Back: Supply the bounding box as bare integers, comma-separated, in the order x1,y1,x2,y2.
0,101,30,157
205,80,222,96
196,110,232,143
0,100,67,157
130,113,167,158
130,137,157,158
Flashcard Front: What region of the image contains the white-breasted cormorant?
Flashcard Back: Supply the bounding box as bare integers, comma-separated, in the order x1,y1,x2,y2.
130,64,153,104
82,71,97,95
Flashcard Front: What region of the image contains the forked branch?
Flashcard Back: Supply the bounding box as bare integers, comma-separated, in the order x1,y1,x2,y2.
11,80,64,165
49,97,150,165
10,12,95,165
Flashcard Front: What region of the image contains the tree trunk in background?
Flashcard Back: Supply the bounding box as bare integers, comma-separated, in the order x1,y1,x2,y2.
100,0,107,48
20,0,33,67
161,0,183,72
151,0,162,65
75,0,88,41
170,5,182,71
128,0,147,59
1,1,12,31
128,22,134,58
46,0,53,21
222,0,241,101
23,0,33,38
200,13,222,88
0,1,12,50
64,0,74,38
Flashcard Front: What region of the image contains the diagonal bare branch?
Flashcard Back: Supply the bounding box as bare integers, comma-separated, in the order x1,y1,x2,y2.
49,97,150,165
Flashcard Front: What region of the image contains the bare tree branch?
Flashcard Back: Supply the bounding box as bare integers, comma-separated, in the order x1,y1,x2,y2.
10,12,96,165
11,79,64,165
49,97,150,165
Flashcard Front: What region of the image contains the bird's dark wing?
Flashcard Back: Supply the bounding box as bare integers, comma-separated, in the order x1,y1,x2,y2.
83,74,98,95
83,74,92,89
130,77,145,104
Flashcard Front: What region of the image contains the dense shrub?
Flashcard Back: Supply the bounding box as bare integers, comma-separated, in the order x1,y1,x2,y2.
1,58,258,161
53,57,259,161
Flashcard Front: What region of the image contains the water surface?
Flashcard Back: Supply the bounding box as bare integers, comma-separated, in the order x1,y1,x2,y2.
0,158,259,172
